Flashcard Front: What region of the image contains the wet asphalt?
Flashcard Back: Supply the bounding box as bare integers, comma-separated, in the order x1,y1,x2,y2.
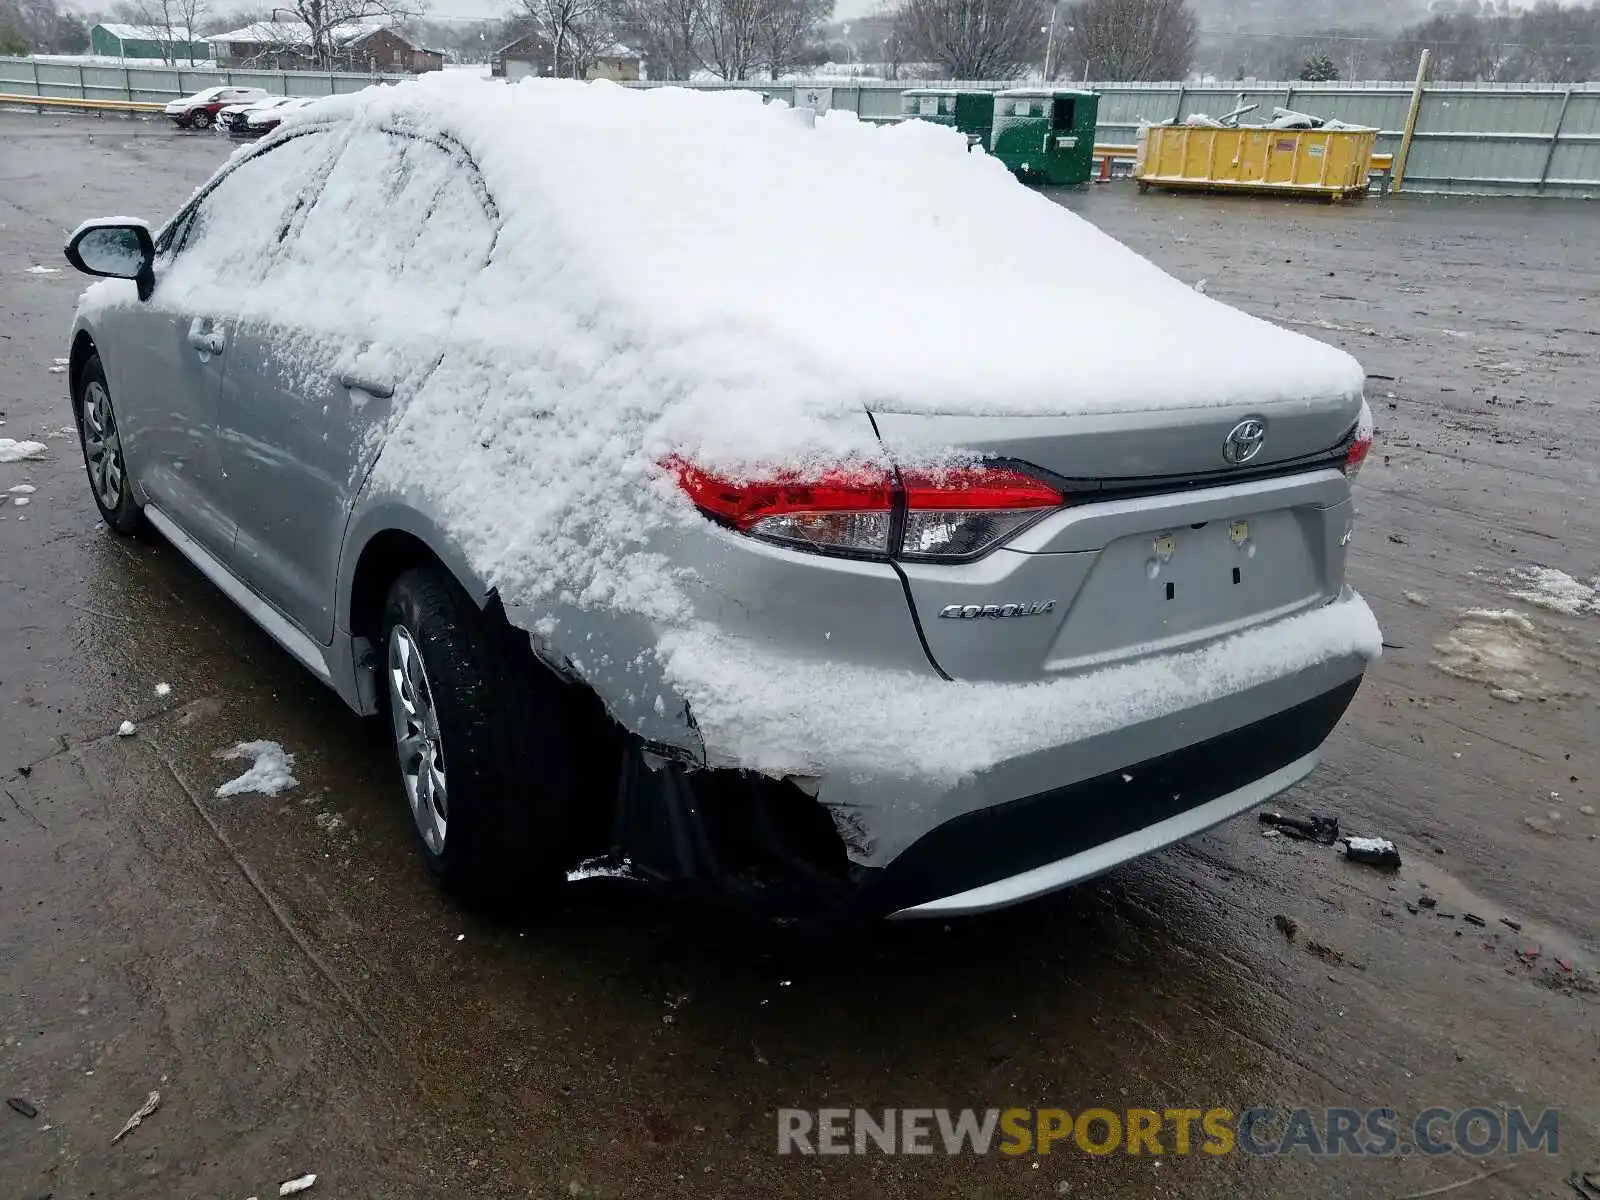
1,111,1597,1199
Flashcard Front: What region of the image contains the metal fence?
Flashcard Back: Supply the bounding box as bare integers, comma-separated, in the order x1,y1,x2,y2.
4,56,1598,196
0,55,403,105
629,78,1600,197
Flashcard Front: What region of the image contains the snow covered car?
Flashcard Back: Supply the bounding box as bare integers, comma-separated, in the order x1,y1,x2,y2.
221,96,309,138
60,78,1381,920
163,85,269,130
239,96,317,137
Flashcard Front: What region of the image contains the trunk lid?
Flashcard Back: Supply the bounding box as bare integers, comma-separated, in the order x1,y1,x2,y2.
873,396,1362,683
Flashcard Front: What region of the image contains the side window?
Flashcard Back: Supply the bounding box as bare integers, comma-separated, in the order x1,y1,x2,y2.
283,130,495,292
163,132,333,288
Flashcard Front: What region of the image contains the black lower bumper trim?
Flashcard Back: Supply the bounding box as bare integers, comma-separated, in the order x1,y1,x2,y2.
848,676,1364,918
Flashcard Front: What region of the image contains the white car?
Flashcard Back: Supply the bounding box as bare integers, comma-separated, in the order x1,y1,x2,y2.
63,78,1380,920
163,85,270,130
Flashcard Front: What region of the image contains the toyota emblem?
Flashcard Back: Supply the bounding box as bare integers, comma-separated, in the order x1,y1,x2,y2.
1223,418,1268,465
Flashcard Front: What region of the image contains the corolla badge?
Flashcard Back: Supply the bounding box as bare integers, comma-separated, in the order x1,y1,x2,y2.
938,602,1057,620
1223,418,1268,465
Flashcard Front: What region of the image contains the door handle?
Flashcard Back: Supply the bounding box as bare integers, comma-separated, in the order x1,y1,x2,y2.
338,372,394,399
186,317,224,357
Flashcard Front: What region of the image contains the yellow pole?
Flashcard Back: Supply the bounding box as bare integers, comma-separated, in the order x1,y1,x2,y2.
1392,49,1431,194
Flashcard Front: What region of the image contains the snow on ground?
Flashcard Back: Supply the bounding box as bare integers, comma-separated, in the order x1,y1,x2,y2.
0,439,48,463
1507,565,1599,617
1432,608,1575,702
7,484,35,494
25,266,59,275
215,741,299,797
155,682,172,697
77,76,1379,783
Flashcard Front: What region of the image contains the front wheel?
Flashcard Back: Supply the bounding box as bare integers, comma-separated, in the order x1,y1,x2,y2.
381,568,580,910
189,109,212,129
76,354,141,535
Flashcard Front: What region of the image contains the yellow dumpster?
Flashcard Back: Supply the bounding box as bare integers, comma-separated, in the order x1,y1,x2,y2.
1134,124,1380,200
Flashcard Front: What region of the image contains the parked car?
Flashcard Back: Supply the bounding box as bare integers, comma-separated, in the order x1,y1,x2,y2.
163,85,270,130
220,96,307,138
59,80,1380,922
239,96,317,137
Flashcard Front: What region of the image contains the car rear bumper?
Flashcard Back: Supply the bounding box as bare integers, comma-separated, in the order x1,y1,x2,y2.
862,674,1360,918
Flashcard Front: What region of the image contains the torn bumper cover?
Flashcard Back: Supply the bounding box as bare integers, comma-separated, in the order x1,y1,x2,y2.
608,656,1366,921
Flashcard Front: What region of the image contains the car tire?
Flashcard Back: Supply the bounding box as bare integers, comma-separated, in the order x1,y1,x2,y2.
190,110,212,129
75,353,142,536
380,567,578,910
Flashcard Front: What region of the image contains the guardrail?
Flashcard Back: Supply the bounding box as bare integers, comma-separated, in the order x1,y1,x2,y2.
0,91,164,113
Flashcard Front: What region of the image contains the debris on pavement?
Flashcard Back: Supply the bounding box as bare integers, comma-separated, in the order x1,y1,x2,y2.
1463,913,1487,928
1500,917,1523,932
1307,941,1346,965
155,682,172,698
116,720,137,737
7,1097,39,1119
1343,837,1402,868
1274,914,1298,941
111,1090,160,1144
279,1173,317,1195
1259,810,1340,844
215,741,298,798
1491,688,1524,704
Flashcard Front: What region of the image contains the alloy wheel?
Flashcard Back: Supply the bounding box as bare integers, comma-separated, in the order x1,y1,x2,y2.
81,380,126,513
387,622,449,855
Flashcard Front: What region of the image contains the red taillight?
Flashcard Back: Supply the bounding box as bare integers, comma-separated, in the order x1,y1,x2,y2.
667,459,1063,561
1344,432,1373,478
668,460,896,555
900,465,1064,511
1343,401,1375,480
899,465,1063,562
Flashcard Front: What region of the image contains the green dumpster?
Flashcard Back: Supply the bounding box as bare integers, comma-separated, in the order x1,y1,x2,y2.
990,88,1100,185
900,88,996,150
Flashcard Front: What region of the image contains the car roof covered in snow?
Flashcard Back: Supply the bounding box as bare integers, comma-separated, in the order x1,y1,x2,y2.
263,75,1363,435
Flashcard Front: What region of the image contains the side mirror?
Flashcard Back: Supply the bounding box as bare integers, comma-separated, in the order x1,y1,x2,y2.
64,220,156,301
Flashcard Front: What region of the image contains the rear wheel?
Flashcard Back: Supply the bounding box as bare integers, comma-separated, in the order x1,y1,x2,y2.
76,354,141,535
380,568,579,910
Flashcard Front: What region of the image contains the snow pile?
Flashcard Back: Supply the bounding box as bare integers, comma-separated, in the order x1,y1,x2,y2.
215,741,299,797
663,591,1381,782
1507,566,1599,617
0,439,47,464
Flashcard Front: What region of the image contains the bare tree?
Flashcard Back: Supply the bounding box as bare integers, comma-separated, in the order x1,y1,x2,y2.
761,0,829,78
273,0,428,69
618,0,703,79
1061,0,1196,81
518,0,612,75
111,0,188,62
172,0,209,60
894,0,1044,80
699,0,764,78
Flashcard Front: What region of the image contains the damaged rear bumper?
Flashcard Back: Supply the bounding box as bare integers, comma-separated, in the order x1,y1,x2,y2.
864,674,1360,918
603,657,1365,922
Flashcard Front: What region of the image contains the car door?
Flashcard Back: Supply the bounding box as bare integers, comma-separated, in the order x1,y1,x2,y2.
108,129,336,560
218,128,498,643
